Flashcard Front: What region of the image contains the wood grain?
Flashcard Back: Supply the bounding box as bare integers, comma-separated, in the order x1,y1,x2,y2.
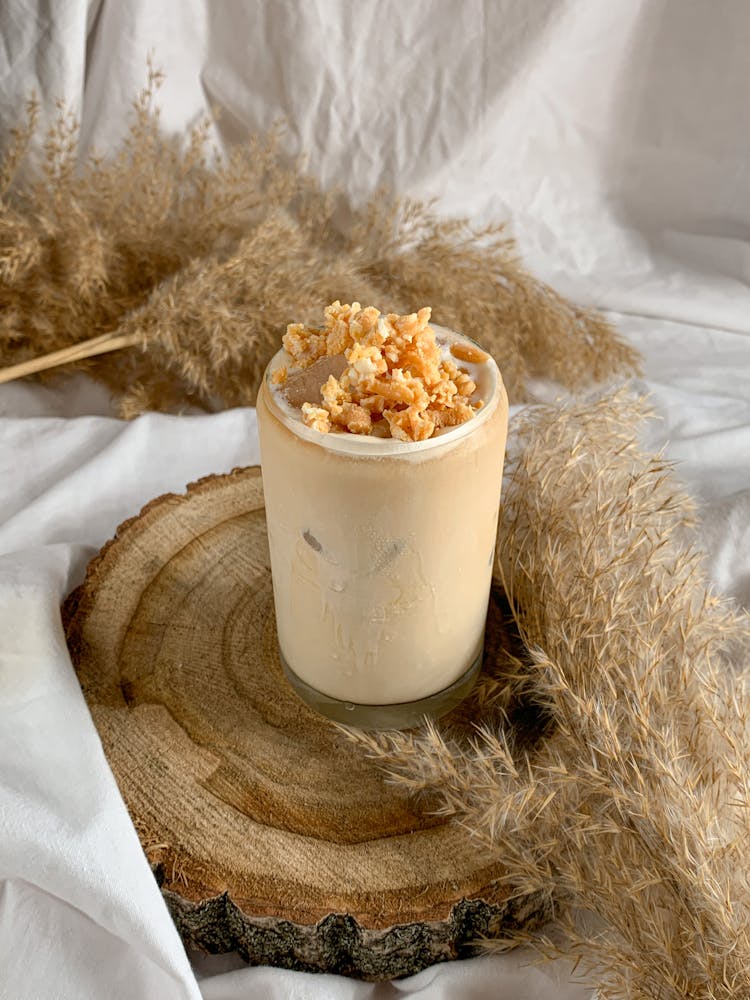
63,466,549,978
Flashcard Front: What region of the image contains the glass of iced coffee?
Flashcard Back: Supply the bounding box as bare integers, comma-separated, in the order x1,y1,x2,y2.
257,302,508,729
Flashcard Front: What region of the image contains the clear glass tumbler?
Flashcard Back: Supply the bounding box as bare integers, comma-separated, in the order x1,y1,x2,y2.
257,326,508,729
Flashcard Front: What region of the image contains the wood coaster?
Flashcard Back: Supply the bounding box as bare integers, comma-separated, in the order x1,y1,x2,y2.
63,466,549,979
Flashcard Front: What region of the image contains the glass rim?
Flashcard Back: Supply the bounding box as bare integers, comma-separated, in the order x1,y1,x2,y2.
260,324,505,458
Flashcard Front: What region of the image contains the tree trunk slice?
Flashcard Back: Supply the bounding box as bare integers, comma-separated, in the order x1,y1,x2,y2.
63,466,549,979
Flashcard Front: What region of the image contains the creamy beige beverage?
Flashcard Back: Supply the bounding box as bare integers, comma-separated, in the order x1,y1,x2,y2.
257,303,508,724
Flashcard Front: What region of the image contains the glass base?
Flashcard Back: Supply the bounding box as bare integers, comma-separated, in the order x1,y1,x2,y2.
280,651,482,730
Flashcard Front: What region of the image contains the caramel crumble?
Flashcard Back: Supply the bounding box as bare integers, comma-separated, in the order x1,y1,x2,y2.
280,302,488,442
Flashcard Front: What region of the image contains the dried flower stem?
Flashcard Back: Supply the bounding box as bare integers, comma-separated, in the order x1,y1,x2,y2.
0,331,139,384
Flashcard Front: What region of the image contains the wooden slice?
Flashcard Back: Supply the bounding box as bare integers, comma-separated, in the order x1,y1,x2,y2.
63,467,549,979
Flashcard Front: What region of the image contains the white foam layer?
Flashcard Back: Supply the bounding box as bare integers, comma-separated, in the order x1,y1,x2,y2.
265,324,502,457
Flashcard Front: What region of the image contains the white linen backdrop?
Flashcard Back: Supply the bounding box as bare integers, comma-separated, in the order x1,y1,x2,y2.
1,2,749,998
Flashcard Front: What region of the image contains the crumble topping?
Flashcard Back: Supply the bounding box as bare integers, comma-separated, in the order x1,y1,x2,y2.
280,302,488,442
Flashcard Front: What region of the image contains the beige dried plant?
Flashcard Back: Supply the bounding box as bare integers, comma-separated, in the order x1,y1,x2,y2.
0,68,639,413
349,389,750,999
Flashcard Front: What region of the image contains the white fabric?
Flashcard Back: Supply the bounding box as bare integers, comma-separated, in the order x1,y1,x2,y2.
1,2,750,998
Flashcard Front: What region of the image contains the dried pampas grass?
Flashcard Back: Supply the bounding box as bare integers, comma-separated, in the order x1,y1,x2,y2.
349,389,750,999
0,66,639,414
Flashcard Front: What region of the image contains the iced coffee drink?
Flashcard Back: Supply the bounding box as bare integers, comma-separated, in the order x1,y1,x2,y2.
257,302,508,728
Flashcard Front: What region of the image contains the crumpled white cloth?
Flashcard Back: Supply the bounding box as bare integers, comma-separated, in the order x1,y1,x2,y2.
2,1,750,997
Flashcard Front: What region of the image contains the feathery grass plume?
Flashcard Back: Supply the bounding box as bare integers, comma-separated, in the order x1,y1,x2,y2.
109,215,391,415
0,68,639,412
348,197,640,397
347,389,750,999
